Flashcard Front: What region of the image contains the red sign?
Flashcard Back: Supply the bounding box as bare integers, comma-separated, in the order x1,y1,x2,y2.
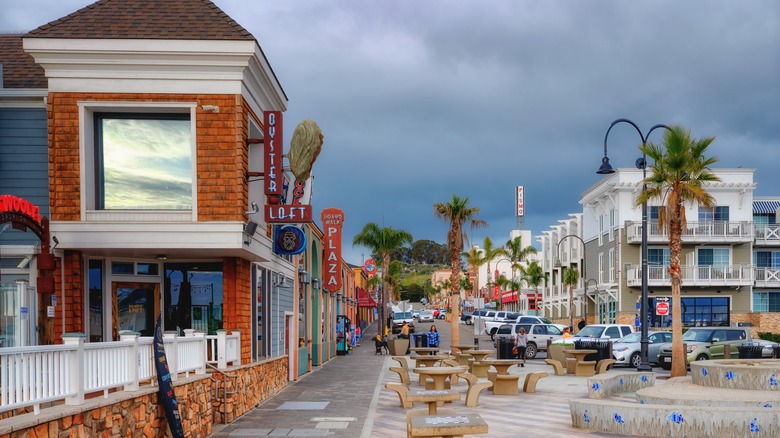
516,186,524,217
264,204,312,223
656,302,669,316
0,195,41,223
362,258,377,276
263,111,283,196
321,208,345,292
357,287,377,307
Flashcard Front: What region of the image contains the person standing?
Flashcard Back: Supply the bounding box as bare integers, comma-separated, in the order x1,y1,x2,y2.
634,314,641,332
400,321,410,354
427,325,440,349
515,327,527,366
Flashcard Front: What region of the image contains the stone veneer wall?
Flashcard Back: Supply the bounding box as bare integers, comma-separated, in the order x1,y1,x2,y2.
0,357,288,438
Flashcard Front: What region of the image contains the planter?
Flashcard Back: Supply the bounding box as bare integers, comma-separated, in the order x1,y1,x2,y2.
388,338,410,356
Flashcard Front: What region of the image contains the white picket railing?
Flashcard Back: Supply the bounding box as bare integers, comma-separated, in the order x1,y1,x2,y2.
0,329,241,415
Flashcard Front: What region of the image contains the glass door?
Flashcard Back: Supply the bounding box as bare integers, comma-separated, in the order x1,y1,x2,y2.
0,281,35,347
112,282,159,339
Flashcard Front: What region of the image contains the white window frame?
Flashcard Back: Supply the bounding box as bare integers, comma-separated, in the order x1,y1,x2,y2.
609,209,616,241
608,248,615,283
598,252,605,284
78,101,198,221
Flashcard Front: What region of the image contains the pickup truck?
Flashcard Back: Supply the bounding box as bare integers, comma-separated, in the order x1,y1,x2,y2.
481,311,521,336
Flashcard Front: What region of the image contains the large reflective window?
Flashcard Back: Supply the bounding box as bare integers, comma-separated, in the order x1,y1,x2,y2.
97,114,192,210
164,262,222,334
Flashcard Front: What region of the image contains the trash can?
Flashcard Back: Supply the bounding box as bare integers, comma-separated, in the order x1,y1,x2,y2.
575,339,612,362
496,337,515,359
413,333,428,348
737,343,763,359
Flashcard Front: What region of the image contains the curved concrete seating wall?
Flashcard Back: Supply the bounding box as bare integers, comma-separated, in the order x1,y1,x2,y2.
570,399,780,437
587,372,655,400
691,359,780,391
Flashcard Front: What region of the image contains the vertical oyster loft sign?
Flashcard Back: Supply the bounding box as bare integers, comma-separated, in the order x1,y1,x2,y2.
263,111,283,196
321,208,344,292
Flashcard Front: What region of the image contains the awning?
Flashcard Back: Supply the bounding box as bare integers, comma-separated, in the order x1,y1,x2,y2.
754,201,780,214
357,287,377,307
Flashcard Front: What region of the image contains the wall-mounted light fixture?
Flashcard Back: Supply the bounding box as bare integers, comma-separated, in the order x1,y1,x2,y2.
17,256,32,269
245,202,259,215
312,278,321,290
275,273,286,287
298,267,310,285
155,254,168,261
200,105,220,113
336,292,342,300
243,220,259,245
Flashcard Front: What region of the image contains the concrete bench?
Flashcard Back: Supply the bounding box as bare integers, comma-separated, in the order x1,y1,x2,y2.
523,371,548,393
390,366,411,386
492,374,521,395
385,382,413,408
596,358,615,374
544,359,565,376
392,356,411,370
575,360,596,377
458,372,493,407
587,371,655,399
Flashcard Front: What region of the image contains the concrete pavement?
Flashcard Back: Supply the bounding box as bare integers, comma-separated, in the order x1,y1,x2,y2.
210,320,635,437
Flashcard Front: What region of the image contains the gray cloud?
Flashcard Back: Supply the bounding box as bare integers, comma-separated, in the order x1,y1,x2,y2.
3,0,778,263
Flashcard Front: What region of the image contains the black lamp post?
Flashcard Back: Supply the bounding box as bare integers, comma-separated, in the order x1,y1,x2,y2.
598,118,670,372
554,234,585,331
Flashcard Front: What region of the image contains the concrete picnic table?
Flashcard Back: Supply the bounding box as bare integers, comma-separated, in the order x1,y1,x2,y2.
564,349,598,376
412,354,449,368
406,388,461,414
414,366,467,390
409,413,488,438
459,350,494,377
480,358,523,375
450,344,478,354
410,347,441,356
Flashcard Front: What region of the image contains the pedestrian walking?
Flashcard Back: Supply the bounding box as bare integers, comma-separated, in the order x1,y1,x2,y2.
426,325,440,348
515,327,527,365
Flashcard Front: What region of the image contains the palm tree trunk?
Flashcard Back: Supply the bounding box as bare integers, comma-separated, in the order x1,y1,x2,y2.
449,231,461,347
669,199,687,377
569,284,574,331
381,254,391,337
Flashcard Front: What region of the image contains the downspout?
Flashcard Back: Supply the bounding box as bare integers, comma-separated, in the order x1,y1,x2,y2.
54,249,65,336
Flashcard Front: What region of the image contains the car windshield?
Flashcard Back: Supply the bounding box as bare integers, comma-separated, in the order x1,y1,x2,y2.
394,312,412,319
617,332,641,343
421,311,433,316
575,326,606,338
682,329,714,342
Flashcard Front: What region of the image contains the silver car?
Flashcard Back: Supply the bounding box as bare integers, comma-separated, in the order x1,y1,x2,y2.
418,310,435,323
612,331,672,368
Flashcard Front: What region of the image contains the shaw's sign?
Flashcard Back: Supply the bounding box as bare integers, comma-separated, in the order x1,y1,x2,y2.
321,208,344,292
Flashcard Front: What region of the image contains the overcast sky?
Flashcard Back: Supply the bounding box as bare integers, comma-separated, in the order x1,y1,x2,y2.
3,0,779,265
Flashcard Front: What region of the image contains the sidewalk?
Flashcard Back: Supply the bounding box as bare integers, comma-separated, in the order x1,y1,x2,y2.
210,324,624,437
210,324,388,438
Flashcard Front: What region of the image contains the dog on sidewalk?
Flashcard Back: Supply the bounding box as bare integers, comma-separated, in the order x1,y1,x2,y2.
374,335,389,355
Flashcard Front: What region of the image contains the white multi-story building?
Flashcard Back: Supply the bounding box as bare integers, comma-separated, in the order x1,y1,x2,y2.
538,168,780,336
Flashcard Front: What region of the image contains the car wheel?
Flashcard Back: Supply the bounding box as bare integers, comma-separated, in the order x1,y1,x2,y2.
696,354,708,361
630,352,642,368
525,343,537,359
659,361,671,370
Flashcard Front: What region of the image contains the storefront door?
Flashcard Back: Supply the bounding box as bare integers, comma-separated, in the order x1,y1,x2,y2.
112,282,159,340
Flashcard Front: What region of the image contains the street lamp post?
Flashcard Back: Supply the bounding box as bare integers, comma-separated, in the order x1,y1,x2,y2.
598,118,671,373
554,235,585,332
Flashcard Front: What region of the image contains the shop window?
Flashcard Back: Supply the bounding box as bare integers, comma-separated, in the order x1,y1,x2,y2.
164,262,223,335
679,297,730,327
95,113,192,210
753,291,780,313
88,260,104,342
112,261,134,275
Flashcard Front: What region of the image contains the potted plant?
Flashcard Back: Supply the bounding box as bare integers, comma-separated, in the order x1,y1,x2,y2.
387,336,410,355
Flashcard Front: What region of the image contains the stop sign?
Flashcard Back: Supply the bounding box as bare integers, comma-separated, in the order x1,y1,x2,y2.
656,302,669,316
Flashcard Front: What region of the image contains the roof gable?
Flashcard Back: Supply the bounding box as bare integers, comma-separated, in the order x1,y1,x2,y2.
24,0,254,41
0,35,46,89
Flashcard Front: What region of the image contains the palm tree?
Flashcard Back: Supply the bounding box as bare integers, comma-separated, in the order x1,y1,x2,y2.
562,267,579,331
478,236,507,307
434,195,487,346
352,223,413,335
463,247,483,302
386,260,404,300
520,260,548,316
505,235,537,310
637,125,720,378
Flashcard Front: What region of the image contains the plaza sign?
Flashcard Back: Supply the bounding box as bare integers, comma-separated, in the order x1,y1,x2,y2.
321,208,344,292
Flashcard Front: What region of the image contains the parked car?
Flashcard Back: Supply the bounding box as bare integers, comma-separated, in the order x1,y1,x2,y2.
516,316,567,331
418,310,435,323
459,311,473,324
656,326,752,370
483,311,523,336
462,309,493,325
611,331,672,368
552,324,634,344
493,323,565,358
412,310,421,319
436,309,447,320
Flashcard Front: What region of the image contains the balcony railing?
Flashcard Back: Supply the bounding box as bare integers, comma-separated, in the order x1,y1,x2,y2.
754,224,780,245
626,220,754,244
0,329,240,415
755,268,780,288
625,264,754,287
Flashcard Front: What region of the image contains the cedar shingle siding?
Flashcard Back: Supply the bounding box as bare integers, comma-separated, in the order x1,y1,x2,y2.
25,0,254,40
